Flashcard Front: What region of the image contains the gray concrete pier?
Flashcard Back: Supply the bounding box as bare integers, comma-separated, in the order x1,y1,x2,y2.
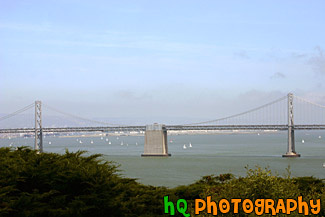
141,124,171,157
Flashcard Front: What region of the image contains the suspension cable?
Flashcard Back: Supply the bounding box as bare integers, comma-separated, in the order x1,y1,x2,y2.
179,95,287,126
0,103,34,122
294,95,325,109
43,103,125,126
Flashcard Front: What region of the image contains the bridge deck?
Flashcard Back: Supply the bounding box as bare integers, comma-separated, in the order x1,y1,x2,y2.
0,125,325,134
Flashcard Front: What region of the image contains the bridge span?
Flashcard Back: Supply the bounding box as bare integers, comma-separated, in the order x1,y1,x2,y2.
1,124,325,157
1,124,325,134
1,93,325,157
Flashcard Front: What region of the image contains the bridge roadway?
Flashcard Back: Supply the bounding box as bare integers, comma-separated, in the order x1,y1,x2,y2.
1,125,325,134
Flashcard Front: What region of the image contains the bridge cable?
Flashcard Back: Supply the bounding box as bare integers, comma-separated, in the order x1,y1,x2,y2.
0,103,34,122
294,95,325,125
42,103,126,126
294,95,325,109
177,95,287,126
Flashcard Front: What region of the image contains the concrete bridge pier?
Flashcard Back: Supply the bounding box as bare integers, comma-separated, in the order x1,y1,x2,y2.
282,126,300,157
141,123,171,157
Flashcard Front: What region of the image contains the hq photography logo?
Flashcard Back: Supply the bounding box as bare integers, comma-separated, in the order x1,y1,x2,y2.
164,196,321,216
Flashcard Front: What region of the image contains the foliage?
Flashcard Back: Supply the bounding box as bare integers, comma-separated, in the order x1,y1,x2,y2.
0,147,168,217
197,166,325,217
0,147,324,217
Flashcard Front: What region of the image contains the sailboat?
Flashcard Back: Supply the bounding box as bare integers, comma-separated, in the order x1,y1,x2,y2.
183,144,187,149
79,140,83,144
101,137,103,140
135,142,138,146
91,140,94,144
106,138,108,142
189,142,192,148
301,139,305,143
121,141,124,146
49,141,51,145
108,141,111,145
319,136,322,139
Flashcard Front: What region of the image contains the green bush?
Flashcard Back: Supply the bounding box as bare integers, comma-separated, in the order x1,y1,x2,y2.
0,147,169,217
197,167,325,217
0,147,324,217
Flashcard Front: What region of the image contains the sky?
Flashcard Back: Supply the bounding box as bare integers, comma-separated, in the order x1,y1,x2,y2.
1,0,325,124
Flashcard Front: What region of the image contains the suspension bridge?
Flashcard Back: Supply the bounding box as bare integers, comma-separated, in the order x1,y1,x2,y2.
0,93,324,157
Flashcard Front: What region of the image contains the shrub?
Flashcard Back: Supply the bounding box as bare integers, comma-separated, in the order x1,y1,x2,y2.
0,147,324,217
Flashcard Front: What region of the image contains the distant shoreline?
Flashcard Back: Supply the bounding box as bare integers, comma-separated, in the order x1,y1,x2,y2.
0,129,281,139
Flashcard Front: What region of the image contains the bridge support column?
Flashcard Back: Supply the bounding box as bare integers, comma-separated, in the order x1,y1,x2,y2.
141,124,171,157
35,101,43,153
283,93,300,157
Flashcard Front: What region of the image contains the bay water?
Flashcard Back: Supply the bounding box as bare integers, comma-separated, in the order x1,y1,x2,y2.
1,130,324,188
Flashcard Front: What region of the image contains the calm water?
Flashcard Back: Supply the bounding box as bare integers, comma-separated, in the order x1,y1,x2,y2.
1,131,325,188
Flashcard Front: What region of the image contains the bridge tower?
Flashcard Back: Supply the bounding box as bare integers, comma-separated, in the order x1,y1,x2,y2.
142,123,171,157
34,101,43,153
282,93,300,157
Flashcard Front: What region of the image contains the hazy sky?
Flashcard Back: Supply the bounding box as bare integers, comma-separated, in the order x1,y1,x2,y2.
1,0,325,123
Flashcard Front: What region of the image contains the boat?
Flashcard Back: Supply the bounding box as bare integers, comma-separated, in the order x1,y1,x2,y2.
108,141,111,145
323,162,325,168
189,143,192,148
121,142,124,146
302,139,305,143
257,133,260,136
49,141,51,145
169,139,173,143
319,136,322,139
101,137,103,140
135,142,138,146
106,138,108,141
183,144,187,149
91,140,93,144
79,140,83,144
